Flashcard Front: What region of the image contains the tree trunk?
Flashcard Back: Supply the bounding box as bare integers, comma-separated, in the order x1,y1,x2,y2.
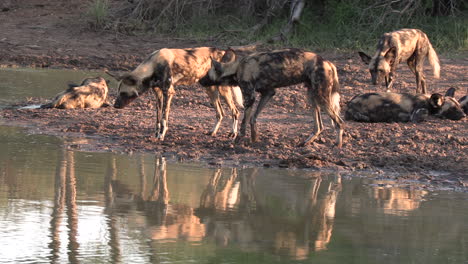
269,0,305,43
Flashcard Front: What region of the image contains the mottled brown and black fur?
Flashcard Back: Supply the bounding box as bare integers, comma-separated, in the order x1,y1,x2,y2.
40,77,109,109
200,48,344,147
358,28,440,94
107,47,245,140
445,87,468,115
460,96,468,115
345,89,465,123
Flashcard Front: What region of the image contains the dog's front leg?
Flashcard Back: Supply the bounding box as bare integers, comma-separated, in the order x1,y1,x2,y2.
235,86,255,143
385,74,394,92
158,85,175,140
153,87,164,138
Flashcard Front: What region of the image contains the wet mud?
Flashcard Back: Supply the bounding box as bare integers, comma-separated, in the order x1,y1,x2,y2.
0,0,467,185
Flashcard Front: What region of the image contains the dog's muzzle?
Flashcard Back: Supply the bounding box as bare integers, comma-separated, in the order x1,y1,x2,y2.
114,93,138,108
199,75,217,87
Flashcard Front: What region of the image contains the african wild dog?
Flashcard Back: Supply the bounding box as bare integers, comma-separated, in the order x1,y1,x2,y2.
445,87,468,115
199,48,344,147
358,28,440,94
344,88,465,123
106,47,244,140
460,95,468,115
40,77,109,109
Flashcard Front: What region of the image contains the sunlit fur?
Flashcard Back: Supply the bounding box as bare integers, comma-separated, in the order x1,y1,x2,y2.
446,87,468,115
345,89,465,123
108,47,251,140
202,48,344,148
358,28,440,94
41,77,109,109
460,96,468,115
114,48,226,102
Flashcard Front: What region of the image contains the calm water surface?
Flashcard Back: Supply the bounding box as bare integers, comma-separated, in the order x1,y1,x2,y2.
0,68,467,263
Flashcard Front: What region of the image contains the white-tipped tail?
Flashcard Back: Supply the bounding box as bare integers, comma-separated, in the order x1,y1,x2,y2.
331,92,341,114
428,43,440,78
329,61,342,120
232,86,244,108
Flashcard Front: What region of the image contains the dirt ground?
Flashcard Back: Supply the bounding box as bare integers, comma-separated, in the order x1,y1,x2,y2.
1,1,467,184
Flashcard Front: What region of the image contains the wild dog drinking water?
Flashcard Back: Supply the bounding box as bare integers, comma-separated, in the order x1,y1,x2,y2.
199,48,344,148
106,47,244,140
358,28,440,94
40,77,109,109
344,88,465,123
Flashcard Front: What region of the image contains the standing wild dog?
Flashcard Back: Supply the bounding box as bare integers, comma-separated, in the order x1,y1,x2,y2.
107,47,244,140
358,28,440,94
344,88,465,123
40,77,109,109
199,48,344,148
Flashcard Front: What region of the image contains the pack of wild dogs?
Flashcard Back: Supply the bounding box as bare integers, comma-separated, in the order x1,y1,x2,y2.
40,28,467,148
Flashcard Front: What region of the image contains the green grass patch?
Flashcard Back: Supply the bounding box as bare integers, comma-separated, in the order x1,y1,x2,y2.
88,1,467,52
86,0,110,30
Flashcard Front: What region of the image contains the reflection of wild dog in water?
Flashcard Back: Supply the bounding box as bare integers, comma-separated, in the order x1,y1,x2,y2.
345,88,465,123
107,47,245,140
358,28,440,94
200,48,344,147
41,77,109,109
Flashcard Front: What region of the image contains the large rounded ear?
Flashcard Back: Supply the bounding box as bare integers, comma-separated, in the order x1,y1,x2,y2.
67,83,79,89
358,52,372,65
221,48,236,63
105,71,123,81
122,75,137,86
429,93,444,108
445,87,456,97
384,47,397,66
211,57,223,75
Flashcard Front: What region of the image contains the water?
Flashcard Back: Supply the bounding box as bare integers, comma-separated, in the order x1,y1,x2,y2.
0,68,467,263
0,67,109,108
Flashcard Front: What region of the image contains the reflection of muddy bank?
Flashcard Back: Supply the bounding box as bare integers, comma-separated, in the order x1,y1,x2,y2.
2,119,467,264
368,180,427,216
3,64,468,179
101,159,344,260
37,145,466,262
95,157,459,261
339,178,468,264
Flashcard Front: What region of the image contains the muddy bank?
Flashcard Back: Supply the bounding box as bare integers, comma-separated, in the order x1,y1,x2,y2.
0,0,467,184
2,80,467,184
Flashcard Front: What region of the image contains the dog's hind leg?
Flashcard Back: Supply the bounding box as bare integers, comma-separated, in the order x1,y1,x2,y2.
324,103,344,148
158,85,175,140
219,86,240,138
236,84,256,143
153,87,164,137
250,88,275,143
317,107,324,131
205,86,224,136
300,106,323,147
415,56,428,94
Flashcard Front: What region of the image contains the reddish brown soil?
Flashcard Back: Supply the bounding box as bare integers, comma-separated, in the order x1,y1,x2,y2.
1,1,467,184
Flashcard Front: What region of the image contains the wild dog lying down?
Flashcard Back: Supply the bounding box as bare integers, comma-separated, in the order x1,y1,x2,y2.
344,89,465,123
445,87,468,115
40,77,109,109
460,95,468,115
358,28,440,94
199,48,344,147
107,47,245,140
